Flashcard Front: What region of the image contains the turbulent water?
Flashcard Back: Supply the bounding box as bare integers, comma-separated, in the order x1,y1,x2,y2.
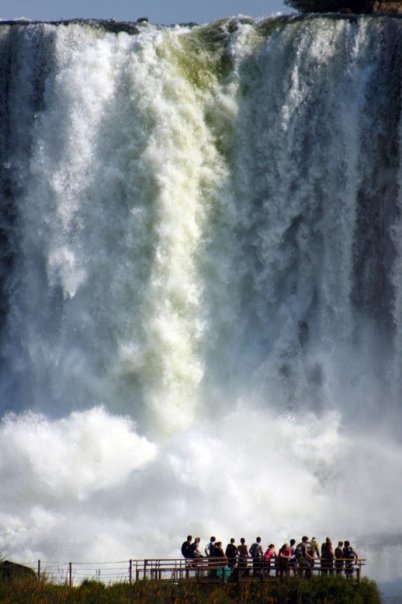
0,12,402,595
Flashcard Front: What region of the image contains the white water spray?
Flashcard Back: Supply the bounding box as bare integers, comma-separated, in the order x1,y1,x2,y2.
0,14,402,596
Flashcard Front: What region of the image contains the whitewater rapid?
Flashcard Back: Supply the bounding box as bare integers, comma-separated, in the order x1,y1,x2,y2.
0,14,402,595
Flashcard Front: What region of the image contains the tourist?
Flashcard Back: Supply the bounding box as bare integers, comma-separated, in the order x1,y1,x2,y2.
214,542,226,571
334,541,344,575
263,544,276,575
321,537,334,575
181,535,193,558
310,536,320,558
295,536,314,577
237,537,249,576
278,543,292,578
308,537,318,575
289,539,297,576
249,536,263,576
205,536,216,557
214,542,229,582
343,540,358,578
189,537,203,558
225,538,237,569
214,542,226,558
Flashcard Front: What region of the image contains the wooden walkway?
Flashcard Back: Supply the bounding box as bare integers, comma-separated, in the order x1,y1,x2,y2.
130,557,366,584
32,556,366,586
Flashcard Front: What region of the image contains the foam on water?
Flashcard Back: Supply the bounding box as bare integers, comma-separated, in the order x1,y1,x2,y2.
0,15,401,595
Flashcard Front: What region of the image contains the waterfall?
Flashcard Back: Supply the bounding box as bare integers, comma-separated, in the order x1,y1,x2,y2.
0,14,401,595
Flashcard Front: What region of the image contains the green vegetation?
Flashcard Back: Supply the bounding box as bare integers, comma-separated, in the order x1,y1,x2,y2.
0,575,382,603
284,0,401,13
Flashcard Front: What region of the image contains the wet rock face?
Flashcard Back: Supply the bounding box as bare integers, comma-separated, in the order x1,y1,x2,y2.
372,1,402,12
285,0,402,13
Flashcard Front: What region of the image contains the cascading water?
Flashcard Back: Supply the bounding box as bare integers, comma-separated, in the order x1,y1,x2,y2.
0,13,402,596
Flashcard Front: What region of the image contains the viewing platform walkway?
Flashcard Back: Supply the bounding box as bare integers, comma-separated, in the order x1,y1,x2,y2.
130,557,366,584
28,556,366,586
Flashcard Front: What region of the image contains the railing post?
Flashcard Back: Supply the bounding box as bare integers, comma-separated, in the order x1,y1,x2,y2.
22,556,366,588
356,564,361,582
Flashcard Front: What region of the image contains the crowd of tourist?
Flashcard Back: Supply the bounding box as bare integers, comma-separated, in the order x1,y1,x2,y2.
180,535,359,578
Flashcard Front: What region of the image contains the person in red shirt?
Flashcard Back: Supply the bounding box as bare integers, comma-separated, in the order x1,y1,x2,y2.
263,544,276,575
278,543,292,578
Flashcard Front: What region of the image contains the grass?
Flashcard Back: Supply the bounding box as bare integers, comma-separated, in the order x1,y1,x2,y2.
0,575,381,603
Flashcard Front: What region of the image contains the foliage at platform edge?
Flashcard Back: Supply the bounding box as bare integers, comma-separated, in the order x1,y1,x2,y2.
284,0,397,13
0,575,382,604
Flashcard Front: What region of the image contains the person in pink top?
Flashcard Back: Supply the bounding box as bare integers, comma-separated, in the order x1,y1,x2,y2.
278,543,292,578
263,544,276,575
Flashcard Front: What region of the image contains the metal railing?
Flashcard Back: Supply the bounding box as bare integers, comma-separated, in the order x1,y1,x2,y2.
26,556,365,586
